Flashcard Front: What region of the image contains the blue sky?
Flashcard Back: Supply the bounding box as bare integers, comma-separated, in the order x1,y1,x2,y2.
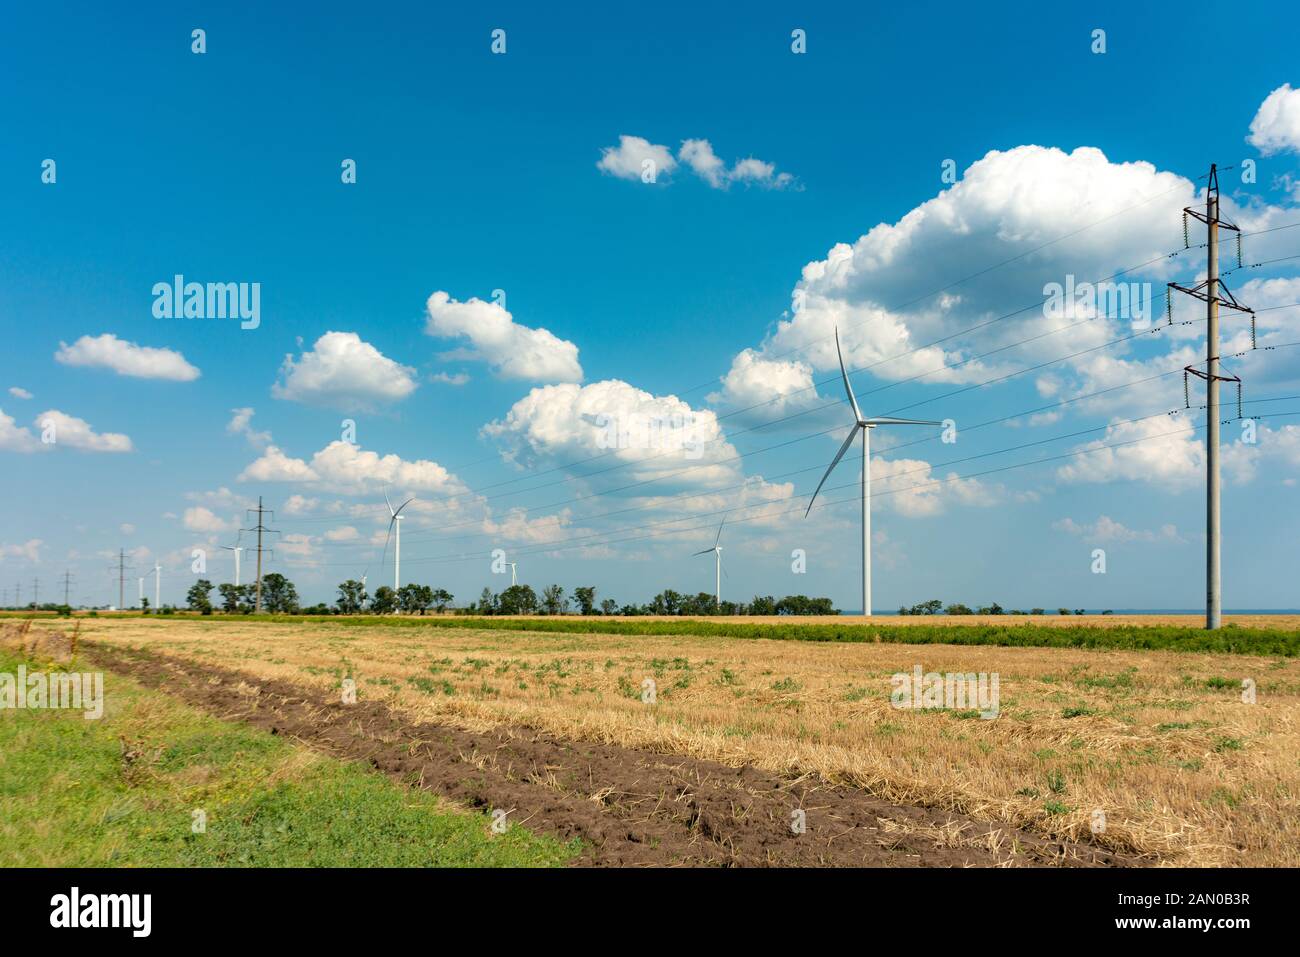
2,0,1299,611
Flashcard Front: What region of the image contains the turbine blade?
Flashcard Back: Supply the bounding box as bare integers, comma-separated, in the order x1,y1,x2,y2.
834,327,864,423
692,548,715,557
863,416,943,427
714,519,725,548
395,497,415,516
380,517,396,571
384,487,395,517
804,425,860,517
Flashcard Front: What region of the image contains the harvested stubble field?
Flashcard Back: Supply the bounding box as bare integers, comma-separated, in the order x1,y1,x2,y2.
40,616,1300,866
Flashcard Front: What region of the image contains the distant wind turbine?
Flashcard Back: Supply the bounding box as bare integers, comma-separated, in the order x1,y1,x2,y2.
220,543,243,586
692,520,725,608
137,576,145,608
805,328,942,617
153,562,162,610
381,489,415,591
506,562,518,587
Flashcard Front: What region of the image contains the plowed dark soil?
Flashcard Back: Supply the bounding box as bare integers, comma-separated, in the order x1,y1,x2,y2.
85,642,1143,867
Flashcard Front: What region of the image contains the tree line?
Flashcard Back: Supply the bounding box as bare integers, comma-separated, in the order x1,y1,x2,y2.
898,599,1114,616
468,586,834,617
180,577,837,617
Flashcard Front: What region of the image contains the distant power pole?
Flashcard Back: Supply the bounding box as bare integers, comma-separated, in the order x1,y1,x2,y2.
61,570,74,607
31,577,40,608
115,548,131,611
1168,163,1255,631
243,497,278,613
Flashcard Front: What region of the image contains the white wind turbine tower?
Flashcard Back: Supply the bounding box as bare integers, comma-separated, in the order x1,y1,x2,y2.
382,489,415,591
220,543,243,586
805,328,942,617
506,562,518,587
137,576,145,608
153,562,161,610
692,520,725,608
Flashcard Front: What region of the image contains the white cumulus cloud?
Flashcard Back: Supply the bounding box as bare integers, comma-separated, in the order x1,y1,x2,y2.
272,332,418,410
425,291,582,383
596,135,677,182
55,334,200,381
1248,83,1300,156
34,410,132,453
182,506,231,533
239,440,467,496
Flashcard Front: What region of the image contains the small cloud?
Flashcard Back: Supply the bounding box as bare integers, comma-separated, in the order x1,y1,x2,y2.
183,506,231,534
1248,83,1300,156
1052,515,1185,544
120,523,135,535
55,333,200,381
596,134,677,182
34,410,132,453
0,539,43,564
8,387,32,400
281,494,320,516
678,138,795,190
430,371,470,386
226,407,271,447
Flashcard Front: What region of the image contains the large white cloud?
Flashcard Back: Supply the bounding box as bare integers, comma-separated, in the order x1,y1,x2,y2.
55,334,200,381
1053,414,1262,488
714,146,1200,416
1248,83,1300,155
483,379,741,495
425,291,582,383
272,331,417,410
708,349,824,426
239,440,467,496
715,142,1300,442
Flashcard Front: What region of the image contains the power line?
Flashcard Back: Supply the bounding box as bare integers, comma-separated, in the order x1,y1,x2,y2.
298,331,1300,560
280,260,1262,533
282,398,1300,571
274,224,1300,535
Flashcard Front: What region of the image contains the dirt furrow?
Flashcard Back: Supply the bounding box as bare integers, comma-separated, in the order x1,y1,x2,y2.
85,642,1141,867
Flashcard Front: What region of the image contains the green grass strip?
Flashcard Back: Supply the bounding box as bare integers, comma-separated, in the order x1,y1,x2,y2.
0,649,579,867
166,613,1300,656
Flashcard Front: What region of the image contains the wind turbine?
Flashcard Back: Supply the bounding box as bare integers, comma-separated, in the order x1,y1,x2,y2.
153,562,162,610
506,562,518,587
137,576,145,609
220,543,243,586
381,489,415,591
692,520,725,608
805,328,942,617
